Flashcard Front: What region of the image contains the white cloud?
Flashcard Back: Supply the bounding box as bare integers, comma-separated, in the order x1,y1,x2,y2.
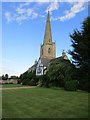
59,2,85,21
15,15,27,24
16,7,26,14
51,1,87,22
4,3,38,24
1,0,89,2
4,12,13,23
4,1,88,24
0,67,20,76
46,0,59,13
35,0,51,2
19,2,31,8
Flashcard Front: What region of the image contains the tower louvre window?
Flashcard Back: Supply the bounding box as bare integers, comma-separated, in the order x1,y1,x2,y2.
48,48,51,53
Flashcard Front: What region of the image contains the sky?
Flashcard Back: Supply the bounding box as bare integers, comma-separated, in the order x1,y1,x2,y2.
0,0,89,77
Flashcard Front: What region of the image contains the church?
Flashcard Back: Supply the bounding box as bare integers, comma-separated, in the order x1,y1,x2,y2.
28,11,68,75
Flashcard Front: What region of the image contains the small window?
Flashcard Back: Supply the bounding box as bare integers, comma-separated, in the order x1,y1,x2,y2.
49,39,50,42
42,49,43,55
48,48,50,53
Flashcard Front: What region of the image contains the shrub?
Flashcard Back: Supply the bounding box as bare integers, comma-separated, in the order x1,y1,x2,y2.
19,70,39,86
22,79,38,86
48,59,76,88
65,80,79,91
22,79,28,85
38,75,49,88
29,79,37,86
17,79,22,84
79,80,90,92
5,82,8,84
9,82,13,84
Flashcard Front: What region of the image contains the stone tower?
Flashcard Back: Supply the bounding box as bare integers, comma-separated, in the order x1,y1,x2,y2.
40,11,56,60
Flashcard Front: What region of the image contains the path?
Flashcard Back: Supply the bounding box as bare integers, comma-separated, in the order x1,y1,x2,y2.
0,86,36,90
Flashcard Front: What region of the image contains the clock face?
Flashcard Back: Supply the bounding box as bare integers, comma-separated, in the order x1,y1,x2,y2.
37,67,42,74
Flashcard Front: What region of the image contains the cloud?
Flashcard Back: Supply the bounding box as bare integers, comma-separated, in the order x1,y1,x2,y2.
19,2,31,8
4,1,88,24
4,3,38,24
51,1,87,22
4,12,13,23
1,0,89,2
59,2,85,21
0,67,20,76
46,0,59,13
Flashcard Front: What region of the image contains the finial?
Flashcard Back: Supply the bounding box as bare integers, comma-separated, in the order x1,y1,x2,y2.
62,50,66,57
63,50,65,53
47,10,50,21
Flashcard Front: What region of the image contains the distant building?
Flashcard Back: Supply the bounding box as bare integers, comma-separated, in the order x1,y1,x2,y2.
0,79,18,84
28,11,68,76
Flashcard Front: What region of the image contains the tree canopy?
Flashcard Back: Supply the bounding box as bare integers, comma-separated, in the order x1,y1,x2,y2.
48,58,76,87
69,17,90,91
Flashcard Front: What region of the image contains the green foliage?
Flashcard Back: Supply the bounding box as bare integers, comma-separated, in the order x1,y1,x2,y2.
0,76,2,80
38,75,49,88
69,17,90,92
22,79,37,86
19,70,39,86
2,74,9,80
48,59,76,88
10,75,18,80
65,80,79,91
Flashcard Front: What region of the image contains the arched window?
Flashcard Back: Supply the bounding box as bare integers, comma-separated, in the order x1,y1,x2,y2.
48,48,50,53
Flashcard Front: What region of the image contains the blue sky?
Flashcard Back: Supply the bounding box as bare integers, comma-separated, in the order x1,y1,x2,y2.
1,0,89,76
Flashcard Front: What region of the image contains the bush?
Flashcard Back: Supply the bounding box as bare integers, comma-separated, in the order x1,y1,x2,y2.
22,79,38,86
65,80,79,91
29,79,37,86
17,79,22,84
19,70,39,86
48,59,77,88
79,80,90,92
5,82,8,84
38,75,49,88
9,82,13,84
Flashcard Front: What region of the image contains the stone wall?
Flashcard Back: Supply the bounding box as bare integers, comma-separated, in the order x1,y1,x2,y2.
0,79,18,84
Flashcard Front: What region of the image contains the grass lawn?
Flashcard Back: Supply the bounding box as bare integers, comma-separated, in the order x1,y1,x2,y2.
2,84,24,88
2,86,88,118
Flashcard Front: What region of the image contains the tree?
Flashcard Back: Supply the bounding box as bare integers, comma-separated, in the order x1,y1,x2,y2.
69,17,90,91
48,58,76,87
2,74,9,80
10,76,18,79
2,75,4,80
19,70,39,86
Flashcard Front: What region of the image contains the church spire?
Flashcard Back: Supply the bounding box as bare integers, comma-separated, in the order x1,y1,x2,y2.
44,11,52,44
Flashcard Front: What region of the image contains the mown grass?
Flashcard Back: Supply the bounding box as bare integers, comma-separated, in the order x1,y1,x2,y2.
2,84,24,88
2,86,88,118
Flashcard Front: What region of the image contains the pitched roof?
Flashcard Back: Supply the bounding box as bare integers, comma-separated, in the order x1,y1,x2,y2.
41,58,51,67
50,56,69,64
